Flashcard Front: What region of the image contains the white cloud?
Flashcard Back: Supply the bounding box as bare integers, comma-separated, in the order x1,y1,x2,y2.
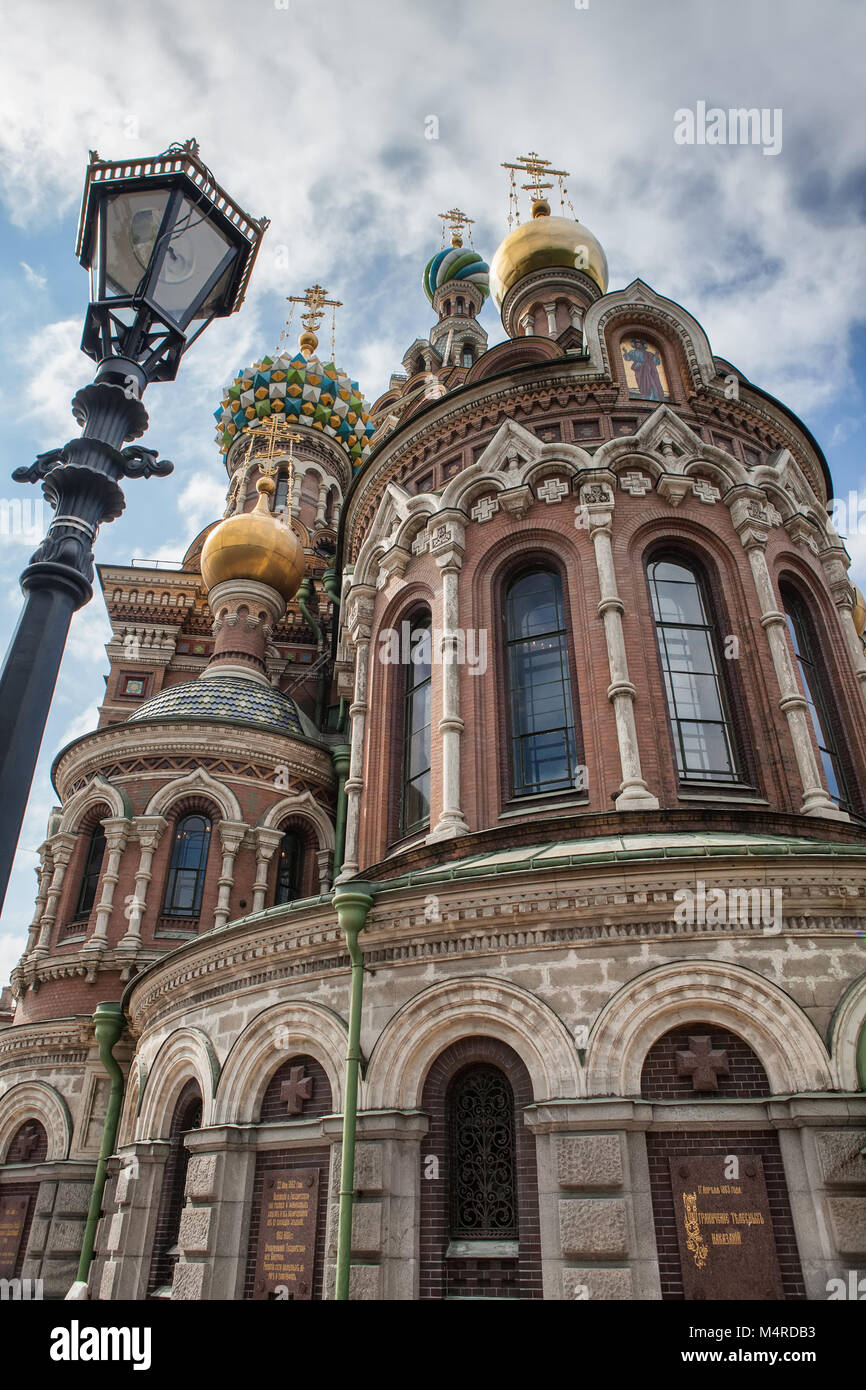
21,318,92,444
20,260,46,289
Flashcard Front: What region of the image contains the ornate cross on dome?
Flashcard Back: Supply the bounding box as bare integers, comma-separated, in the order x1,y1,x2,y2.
281,1065,313,1115
501,151,576,225
439,207,474,249
675,1035,730,1092
285,283,343,356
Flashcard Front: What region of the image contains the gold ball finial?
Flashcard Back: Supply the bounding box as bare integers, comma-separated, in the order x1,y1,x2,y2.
531,198,551,218
256,473,276,499
299,328,318,354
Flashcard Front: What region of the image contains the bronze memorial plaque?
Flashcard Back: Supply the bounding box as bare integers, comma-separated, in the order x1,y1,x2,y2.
670,1156,783,1300
0,1194,30,1279
253,1168,319,1300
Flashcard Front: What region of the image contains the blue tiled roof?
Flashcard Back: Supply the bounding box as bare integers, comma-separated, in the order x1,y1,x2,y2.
127,676,304,736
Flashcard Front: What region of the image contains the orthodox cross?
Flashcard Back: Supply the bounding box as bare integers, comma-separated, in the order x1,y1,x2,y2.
675,1035,730,1092
245,416,303,509
284,282,343,358
439,207,474,249
280,1065,313,1115
502,151,576,225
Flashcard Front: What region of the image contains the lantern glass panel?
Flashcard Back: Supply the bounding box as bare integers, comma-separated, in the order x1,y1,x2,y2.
101,189,172,297
150,195,234,323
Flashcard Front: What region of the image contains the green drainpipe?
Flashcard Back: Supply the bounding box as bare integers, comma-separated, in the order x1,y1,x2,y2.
321,566,341,610
857,1020,866,1092
76,1001,125,1288
331,745,351,877
333,883,374,1301
297,575,322,644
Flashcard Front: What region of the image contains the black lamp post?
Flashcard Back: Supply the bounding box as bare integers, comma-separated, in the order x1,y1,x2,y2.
0,140,268,914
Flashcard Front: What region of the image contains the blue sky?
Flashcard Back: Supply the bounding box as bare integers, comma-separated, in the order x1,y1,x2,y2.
0,0,864,979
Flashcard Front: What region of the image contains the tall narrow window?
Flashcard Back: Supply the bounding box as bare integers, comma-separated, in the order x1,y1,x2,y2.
505,569,578,797
782,586,849,807
462,345,473,368
401,612,432,835
148,1083,202,1294
74,827,106,918
648,558,739,782
274,830,302,905
448,1065,517,1239
274,473,289,512
163,814,211,917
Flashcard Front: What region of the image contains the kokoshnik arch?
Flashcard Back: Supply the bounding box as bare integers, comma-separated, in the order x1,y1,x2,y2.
2,161,866,1303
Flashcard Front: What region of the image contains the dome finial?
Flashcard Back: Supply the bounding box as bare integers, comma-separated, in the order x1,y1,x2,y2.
284,283,343,361
502,150,573,226
439,207,474,251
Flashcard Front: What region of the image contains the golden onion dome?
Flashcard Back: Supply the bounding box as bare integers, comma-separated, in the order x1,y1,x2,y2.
852,584,866,638
489,201,609,310
200,475,305,603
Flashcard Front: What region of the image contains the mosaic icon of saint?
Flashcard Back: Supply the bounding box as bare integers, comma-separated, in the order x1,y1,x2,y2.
622,337,666,401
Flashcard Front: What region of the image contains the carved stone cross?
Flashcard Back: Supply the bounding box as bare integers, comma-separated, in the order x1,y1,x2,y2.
13,1123,41,1160
692,479,721,505
676,1035,730,1091
537,477,569,504
619,471,652,497
471,495,499,523
281,1065,313,1115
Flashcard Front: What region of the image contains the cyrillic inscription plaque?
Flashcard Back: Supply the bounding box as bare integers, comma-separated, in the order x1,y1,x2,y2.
252,1168,319,1300
670,1156,783,1300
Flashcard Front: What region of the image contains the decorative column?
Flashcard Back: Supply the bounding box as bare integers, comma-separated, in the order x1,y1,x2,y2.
429,512,470,840
31,832,77,956
84,817,131,951
316,848,333,893
731,492,847,819
291,468,304,517
581,480,659,811
520,311,535,336
118,816,167,948
22,847,53,958
336,585,376,882
315,480,329,528
251,826,283,914
543,300,558,335
213,821,247,931
819,545,866,704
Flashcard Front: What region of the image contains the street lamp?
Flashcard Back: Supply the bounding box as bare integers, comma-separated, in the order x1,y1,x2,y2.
0,139,268,913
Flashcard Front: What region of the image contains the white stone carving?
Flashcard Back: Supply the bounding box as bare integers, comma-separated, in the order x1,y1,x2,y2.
537,478,569,505
471,496,499,523
619,472,652,497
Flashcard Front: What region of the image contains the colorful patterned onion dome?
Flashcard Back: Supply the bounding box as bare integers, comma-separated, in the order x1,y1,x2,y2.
423,246,490,303
214,350,376,468
127,675,312,737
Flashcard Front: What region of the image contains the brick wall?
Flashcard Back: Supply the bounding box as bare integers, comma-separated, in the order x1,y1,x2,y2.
258,1054,332,1123
641,1022,771,1100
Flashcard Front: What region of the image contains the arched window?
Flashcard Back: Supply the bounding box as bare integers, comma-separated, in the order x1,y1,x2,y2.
448,1064,517,1238
648,557,739,782
148,1082,202,1294
274,472,289,512
163,814,211,917
504,569,578,797
781,584,850,807
456,297,465,316
401,611,432,835
74,826,106,919
462,345,473,368
274,829,302,905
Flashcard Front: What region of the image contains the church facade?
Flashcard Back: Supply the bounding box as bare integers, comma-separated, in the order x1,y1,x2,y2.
2,164,866,1302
